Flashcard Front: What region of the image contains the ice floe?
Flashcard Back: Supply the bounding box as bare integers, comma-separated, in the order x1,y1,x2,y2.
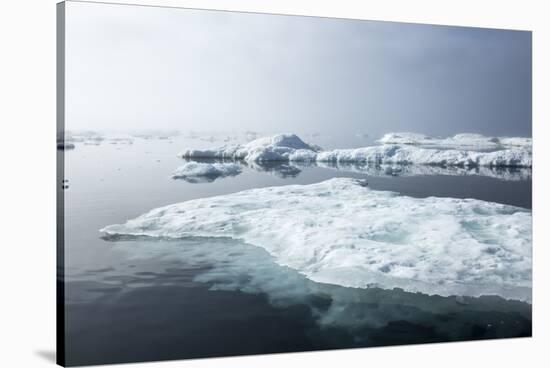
315,144,532,167
179,134,319,162
171,162,242,183
64,130,105,145
179,134,531,168
378,132,532,148
98,236,531,333
101,178,532,302
107,137,134,145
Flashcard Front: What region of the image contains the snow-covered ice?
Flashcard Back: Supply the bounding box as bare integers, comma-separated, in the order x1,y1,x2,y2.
179,134,319,162
101,178,532,302
378,132,532,148
179,134,531,168
316,144,532,167
172,162,242,183
498,137,533,147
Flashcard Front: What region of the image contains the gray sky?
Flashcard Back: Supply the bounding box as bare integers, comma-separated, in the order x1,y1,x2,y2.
65,1,532,138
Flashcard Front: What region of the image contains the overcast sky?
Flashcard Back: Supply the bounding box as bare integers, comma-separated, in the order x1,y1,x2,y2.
65,1,532,138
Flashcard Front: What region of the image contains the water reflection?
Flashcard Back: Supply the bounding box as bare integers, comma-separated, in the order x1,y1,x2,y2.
178,158,532,182
245,161,302,178
315,161,532,181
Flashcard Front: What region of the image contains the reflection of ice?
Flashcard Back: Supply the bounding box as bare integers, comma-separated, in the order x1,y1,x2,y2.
172,162,242,183
315,161,532,181
245,161,302,178
182,158,531,182
96,236,530,336
102,178,532,302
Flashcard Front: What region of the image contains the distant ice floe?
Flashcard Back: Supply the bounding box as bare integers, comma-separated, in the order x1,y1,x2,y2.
58,130,104,148
132,129,180,140
316,144,531,167
378,132,532,148
64,131,105,145
101,178,532,302
179,134,319,162
171,162,242,183
107,137,134,145
179,134,532,168
182,130,263,144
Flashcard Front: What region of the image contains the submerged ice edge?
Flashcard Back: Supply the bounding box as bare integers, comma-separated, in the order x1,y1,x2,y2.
87,237,531,332
100,178,532,302
178,134,532,168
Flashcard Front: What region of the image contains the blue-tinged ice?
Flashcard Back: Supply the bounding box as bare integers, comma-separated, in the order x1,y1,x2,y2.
101,178,532,302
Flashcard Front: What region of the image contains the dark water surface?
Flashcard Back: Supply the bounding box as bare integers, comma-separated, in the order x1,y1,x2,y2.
61,135,531,366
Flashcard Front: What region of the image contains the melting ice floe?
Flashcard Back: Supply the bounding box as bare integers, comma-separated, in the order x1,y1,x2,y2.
171,162,242,183
179,134,531,168
96,237,530,332
377,132,532,148
101,178,532,302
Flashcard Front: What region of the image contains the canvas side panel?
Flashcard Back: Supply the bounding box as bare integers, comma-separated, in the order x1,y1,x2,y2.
56,2,66,366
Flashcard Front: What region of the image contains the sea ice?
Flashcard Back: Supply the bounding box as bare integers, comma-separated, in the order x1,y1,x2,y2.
316,144,532,167
64,130,105,145
171,162,242,183
101,178,532,301
179,134,319,162
104,236,530,332
378,132,532,148
179,134,531,168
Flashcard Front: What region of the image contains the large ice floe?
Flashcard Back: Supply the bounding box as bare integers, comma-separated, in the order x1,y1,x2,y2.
315,144,531,167
378,132,532,148
171,162,242,183
96,236,531,333
179,134,531,168
101,178,532,302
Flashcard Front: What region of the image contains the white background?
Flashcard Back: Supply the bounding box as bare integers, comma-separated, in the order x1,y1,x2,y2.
0,0,548,367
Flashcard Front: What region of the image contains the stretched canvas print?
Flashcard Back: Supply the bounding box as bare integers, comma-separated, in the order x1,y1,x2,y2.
57,1,532,366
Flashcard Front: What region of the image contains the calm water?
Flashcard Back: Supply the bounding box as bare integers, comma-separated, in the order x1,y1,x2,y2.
60,134,532,366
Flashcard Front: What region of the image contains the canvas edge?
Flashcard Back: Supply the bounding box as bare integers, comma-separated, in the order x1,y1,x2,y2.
56,2,66,367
